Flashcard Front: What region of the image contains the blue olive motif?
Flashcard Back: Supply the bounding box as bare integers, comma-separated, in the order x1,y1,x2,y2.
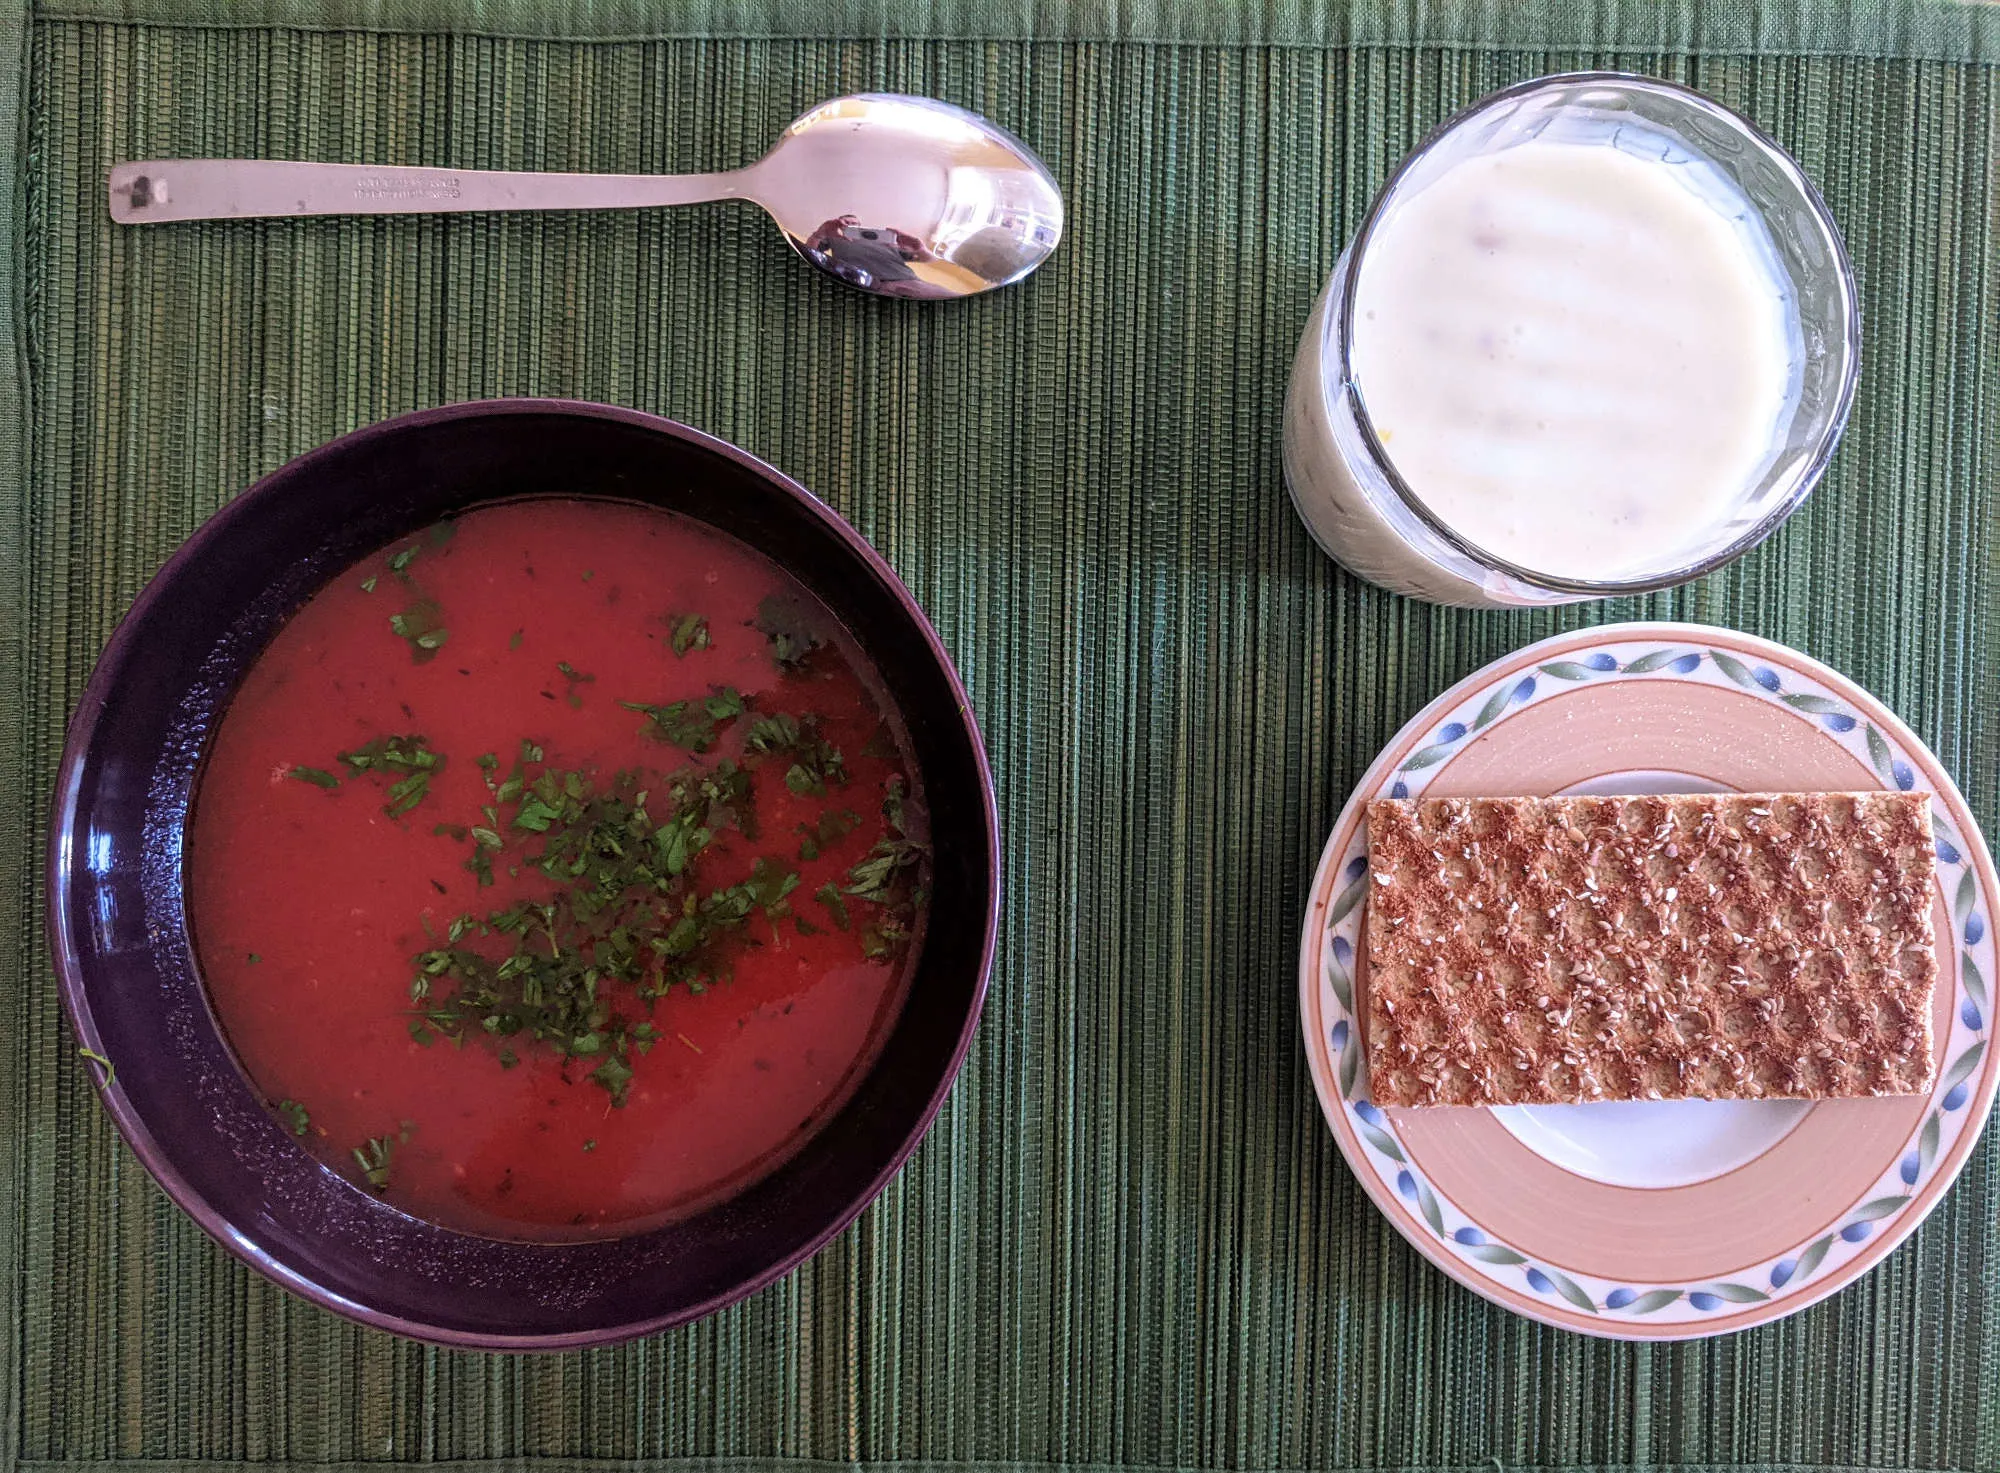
1586,653,1617,672
1332,936,1353,967
1390,780,1408,799
1669,653,1701,674
1330,1021,1349,1052
1892,760,1915,791
1344,855,1368,883
1511,677,1536,703
1453,1227,1486,1246
1525,1268,1554,1295
1967,913,1986,946
1963,1000,1983,1032
1689,1292,1723,1311
1753,666,1782,691
1604,1287,1638,1308
1840,1221,1873,1243
1823,713,1857,733
1939,839,1962,864
1899,1151,1921,1185
1396,1170,1417,1199
1439,722,1467,743
1353,1099,1384,1126
1944,1082,1970,1112
1770,1259,1796,1289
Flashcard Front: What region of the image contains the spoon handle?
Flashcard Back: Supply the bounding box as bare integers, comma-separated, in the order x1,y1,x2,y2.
107,159,749,224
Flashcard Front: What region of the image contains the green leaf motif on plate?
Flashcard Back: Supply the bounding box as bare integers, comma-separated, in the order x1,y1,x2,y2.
1325,952,1353,1012
1708,650,1754,687
1328,874,1368,927
1919,1110,1942,1171
1703,1282,1770,1304
1864,724,1894,777
1956,868,1976,920
1470,684,1512,731
1358,1123,1404,1162
1620,649,1684,674
1538,661,1598,681
1338,1037,1360,1099
1627,1289,1683,1314
1465,1244,1527,1266
1780,692,1845,715
1415,1179,1446,1238
1543,1267,1598,1314
1941,1040,1984,1093
1850,1194,1912,1222
1965,953,1987,1010
1795,1235,1834,1280
1401,743,1454,772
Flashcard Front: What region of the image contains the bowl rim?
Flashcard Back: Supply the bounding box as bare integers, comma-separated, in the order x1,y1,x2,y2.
46,396,1002,1350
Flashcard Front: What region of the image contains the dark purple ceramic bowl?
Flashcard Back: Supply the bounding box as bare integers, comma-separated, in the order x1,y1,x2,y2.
47,400,999,1349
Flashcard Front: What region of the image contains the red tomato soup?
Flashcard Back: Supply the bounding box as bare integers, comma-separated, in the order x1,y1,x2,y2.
188,499,928,1239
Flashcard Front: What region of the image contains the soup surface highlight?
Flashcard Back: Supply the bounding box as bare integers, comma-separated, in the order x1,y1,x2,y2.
188,499,928,1239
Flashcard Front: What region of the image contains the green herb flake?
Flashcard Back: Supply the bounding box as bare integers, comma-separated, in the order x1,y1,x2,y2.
580,569,595,583
816,883,852,931
352,1135,396,1191
754,593,827,672
509,629,524,651
77,1047,115,1088
669,613,710,657
389,598,449,664
277,1099,310,1137
582,1138,597,1153
289,765,341,790
359,576,378,594
387,546,419,574
620,687,745,752
338,734,446,817
247,952,262,964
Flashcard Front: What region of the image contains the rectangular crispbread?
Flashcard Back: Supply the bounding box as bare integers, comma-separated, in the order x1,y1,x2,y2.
1363,792,1938,1108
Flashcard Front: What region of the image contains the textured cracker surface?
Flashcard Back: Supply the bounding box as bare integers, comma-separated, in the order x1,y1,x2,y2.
1364,793,1938,1108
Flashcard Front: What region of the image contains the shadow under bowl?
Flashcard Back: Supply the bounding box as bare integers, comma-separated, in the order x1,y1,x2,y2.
47,399,999,1350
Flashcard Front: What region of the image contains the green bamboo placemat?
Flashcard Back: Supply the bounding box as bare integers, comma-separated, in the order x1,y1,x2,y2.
5,1,1998,1469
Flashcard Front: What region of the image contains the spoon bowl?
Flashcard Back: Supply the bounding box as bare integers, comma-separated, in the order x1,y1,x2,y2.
751,95,1063,297
107,92,1064,299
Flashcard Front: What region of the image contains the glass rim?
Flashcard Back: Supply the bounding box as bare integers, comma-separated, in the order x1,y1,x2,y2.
1331,70,1862,597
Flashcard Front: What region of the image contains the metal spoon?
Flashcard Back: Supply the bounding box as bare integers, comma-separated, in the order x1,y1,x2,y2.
107,93,1064,299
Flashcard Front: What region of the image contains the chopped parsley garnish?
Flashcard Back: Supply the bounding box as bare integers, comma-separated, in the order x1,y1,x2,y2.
620,686,745,752
669,614,710,657
360,576,378,594
509,629,524,651
409,753,786,1105
352,1135,395,1191
797,808,859,861
277,1099,310,1137
754,593,826,671
816,882,852,931
742,712,847,796
844,777,928,957
389,598,449,663
338,734,445,817
557,660,595,708
289,765,340,790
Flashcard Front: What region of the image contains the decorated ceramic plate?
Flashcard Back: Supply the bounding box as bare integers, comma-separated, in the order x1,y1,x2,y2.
1300,622,1998,1339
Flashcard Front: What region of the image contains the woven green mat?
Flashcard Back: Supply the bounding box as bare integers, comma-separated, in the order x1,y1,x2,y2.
5,0,1999,1468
